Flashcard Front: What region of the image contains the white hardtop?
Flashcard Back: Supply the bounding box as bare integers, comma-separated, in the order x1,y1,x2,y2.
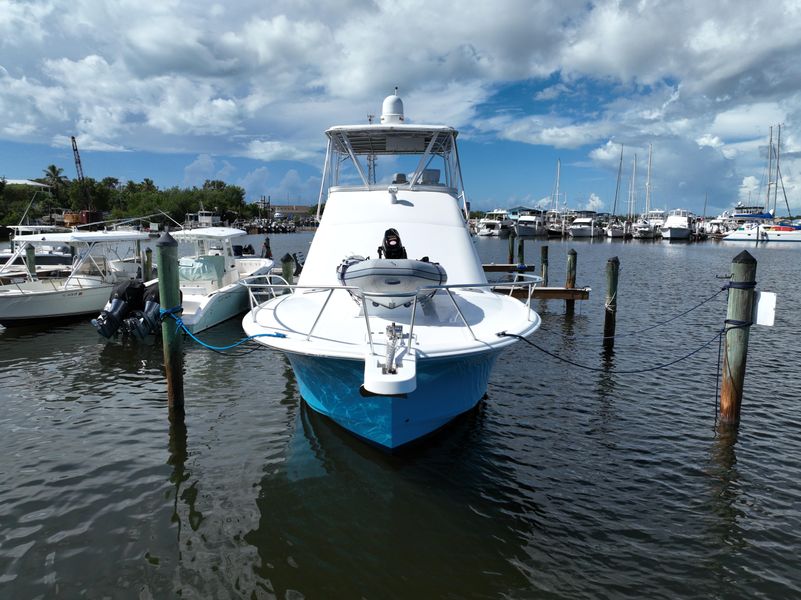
12,230,151,244
172,227,246,241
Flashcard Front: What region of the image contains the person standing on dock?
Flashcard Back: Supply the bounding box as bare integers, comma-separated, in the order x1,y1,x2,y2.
261,236,272,259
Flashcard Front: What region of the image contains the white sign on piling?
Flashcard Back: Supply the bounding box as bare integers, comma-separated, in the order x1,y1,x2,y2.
753,291,777,327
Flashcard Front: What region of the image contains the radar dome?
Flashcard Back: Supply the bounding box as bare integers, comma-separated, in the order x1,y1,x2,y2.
380,89,404,124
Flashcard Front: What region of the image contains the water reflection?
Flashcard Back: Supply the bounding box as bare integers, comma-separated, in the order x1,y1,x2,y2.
245,398,541,598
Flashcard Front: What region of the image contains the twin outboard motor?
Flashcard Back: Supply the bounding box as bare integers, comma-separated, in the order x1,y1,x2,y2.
377,228,407,259
122,284,162,339
92,280,145,338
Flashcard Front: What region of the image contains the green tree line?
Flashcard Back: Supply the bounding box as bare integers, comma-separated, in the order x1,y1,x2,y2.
0,165,271,227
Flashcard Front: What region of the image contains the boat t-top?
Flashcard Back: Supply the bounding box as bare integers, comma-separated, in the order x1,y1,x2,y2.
0,230,150,327
242,91,542,449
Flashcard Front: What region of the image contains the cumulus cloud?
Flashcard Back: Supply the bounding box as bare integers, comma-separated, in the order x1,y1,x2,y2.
583,192,604,212
1,0,801,210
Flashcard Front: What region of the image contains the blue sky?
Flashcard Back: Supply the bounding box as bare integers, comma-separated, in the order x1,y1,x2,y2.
2,0,801,216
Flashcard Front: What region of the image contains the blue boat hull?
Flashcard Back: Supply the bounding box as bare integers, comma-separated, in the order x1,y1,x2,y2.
286,350,501,449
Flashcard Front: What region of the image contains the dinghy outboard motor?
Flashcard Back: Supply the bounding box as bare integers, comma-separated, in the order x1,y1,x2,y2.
92,280,145,338
378,228,407,259
122,282,162,339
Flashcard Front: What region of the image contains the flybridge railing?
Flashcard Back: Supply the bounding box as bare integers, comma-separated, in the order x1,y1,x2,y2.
241,274,541,355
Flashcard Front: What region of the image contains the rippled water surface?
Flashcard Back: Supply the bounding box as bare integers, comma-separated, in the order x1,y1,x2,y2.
1,233,800,598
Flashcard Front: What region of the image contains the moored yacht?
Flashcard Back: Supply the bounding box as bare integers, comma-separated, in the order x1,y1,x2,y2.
660,209,694,240
476,209,512,237
568,212,602,238
514,210,547,236
241,91,541,449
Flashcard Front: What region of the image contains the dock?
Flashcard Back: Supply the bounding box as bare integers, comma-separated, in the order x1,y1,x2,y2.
483,263,591,301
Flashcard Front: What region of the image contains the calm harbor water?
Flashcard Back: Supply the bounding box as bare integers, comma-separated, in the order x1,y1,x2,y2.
1,233,800,598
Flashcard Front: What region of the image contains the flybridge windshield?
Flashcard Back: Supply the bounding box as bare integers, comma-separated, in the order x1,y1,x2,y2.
320,126,465,195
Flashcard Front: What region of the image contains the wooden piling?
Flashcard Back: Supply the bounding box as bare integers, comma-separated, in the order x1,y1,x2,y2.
281,253,295,286
25,244,37,279
565,249,577,314
507,231,516,264
720,251,757,425
156,232,184,417
540,245,549,286
603,256,620,346
517,237,525,264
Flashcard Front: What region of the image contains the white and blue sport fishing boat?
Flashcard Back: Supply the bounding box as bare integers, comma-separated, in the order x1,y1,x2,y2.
242,91,541,449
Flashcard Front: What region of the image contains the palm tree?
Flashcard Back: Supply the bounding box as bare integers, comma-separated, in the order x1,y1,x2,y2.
42,165,69,203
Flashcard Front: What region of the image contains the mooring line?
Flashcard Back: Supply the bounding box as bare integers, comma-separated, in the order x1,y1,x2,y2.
537,285,727,341
159,307,286,355
498,319,752,375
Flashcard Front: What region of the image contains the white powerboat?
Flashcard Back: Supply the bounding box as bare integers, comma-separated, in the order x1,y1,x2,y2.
514,212,547,236
476,209,513,237
660,209,694,240
632,217,655,239
723,222,801,242
0,230,149,326
172,227,274,333
568,216,602,238
605,220,626,238
241,91,541,449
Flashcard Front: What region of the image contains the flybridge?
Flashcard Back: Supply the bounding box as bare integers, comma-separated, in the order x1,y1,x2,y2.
316,92,469,218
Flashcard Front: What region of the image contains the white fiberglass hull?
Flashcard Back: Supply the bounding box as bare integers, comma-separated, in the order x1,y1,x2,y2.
0,279,112,326
180,261,273,333
180,283,250,333
569,226,600,238
514,224,546,237
661,227,691,240
723,225,801,242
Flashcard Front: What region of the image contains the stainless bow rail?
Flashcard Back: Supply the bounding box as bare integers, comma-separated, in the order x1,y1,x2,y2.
241,274,541,356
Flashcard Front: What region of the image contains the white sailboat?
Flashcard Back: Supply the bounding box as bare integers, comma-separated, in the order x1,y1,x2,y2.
241,91,541,449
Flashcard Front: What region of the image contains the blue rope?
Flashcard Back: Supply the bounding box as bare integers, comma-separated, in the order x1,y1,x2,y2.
159,306,286,352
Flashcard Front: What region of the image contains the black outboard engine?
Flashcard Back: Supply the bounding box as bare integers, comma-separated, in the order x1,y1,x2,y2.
377,228,407,259
122,283,162,339
92,280,145,338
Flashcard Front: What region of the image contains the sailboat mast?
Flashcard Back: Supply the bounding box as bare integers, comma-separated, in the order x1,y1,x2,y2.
555,159,561,212
612,144,623,216
645,144,652,215
774,124,781,214
766,126,773,210
631,154,637,219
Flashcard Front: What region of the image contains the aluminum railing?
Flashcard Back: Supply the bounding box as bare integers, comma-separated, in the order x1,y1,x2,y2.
241,274,541,356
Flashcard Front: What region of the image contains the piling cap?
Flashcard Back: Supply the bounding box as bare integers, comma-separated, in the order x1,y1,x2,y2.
156,231,178,247
733,250,757,264
281,253,294,263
